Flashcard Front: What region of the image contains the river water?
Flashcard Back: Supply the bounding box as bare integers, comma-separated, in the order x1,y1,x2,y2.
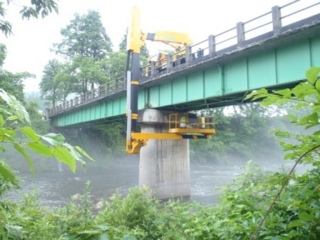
4,157,308,208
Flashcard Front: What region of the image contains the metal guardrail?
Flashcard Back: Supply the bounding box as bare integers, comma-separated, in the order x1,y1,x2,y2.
47,0,320,117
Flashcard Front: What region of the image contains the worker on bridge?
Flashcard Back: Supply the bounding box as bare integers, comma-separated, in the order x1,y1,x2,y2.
180,114,187,128
200,113,206,129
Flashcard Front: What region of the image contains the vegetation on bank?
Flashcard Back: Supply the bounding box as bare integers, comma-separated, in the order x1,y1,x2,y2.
1,161,319,239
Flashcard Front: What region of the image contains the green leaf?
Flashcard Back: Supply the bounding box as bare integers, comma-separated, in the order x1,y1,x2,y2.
12,141,34,175
0,114,4,126
20,126,41,142
75,146,94,161
0,89,30,123
245,88,268,100
6,115,18,121
275,88,291,97
288,220,303,229
298,112,318,126
0,128,15,141
306,66,320,85
27,142,53,157
0,161,19,188
304,88,319,96
315,79,320,92
40,133,65,146
53,146,76,173
298,211,312,221
292,82,316,98
260,95,280,107
276,98,290,105
313,105,320,113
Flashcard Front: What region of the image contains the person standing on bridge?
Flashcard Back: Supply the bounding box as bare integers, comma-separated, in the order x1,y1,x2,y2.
180,114,187,128
200,113,206,129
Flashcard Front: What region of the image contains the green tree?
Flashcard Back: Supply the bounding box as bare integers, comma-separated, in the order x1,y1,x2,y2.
53,10,113,93
54,10,112,60
25,100,50,134
100,50,127,90
0,0,58,36
0,43,6,65
40,59,76,107
69,56,108,94
92,122,126,156
190,104,281,163
40,59,63,108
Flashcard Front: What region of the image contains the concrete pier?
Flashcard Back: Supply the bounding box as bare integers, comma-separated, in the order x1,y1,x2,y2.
139,109,190,199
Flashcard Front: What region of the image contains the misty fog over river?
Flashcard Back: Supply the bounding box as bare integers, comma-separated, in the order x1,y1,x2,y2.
4,157,310,208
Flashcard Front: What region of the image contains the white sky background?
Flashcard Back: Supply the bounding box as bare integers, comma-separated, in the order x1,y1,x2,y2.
0,0,317,92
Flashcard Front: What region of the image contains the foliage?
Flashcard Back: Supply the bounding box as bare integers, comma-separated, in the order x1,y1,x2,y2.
246,66,320,166
0,164,319,239
0,89,93,186
190,104,282,163
0,0,58,36
92,122,126,156
25,101,50,135
0,44,6,66
101,51,127,88
40,59,71,108
68,56,108,94
0,161,19,197
46,10,115,97
54,10,112,60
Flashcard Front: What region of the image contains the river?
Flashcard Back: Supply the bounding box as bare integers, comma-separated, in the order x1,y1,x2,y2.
3,157,308,208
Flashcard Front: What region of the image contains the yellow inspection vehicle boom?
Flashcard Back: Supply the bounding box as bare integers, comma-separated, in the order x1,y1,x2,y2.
144,31,192,73
142,31,192,51
125,6,215,154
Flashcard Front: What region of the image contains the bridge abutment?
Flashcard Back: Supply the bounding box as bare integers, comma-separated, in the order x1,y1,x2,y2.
139,109,191,199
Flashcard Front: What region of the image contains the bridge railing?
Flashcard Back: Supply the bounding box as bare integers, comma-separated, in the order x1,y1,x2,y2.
47,0,320,117
140,0,320,78
46,76,126,117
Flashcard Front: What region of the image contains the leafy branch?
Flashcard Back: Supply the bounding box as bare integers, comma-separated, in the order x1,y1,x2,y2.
0,88,93,176
0,0,59,36
246,66,320,238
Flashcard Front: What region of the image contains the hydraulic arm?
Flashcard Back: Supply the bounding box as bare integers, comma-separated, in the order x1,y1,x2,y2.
125,6,215,154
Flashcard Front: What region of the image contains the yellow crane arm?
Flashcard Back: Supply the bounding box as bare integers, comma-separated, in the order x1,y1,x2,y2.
142,31,192,50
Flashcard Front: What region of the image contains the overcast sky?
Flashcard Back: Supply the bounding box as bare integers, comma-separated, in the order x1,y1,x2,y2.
0,0,316,92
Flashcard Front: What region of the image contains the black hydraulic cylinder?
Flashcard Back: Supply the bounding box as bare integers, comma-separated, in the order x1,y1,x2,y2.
130,52,140,132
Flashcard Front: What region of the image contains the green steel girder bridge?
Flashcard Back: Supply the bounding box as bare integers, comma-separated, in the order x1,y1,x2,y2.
47,1,320,128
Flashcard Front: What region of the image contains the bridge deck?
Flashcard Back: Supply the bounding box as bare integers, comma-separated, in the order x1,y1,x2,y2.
47,2,320,128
